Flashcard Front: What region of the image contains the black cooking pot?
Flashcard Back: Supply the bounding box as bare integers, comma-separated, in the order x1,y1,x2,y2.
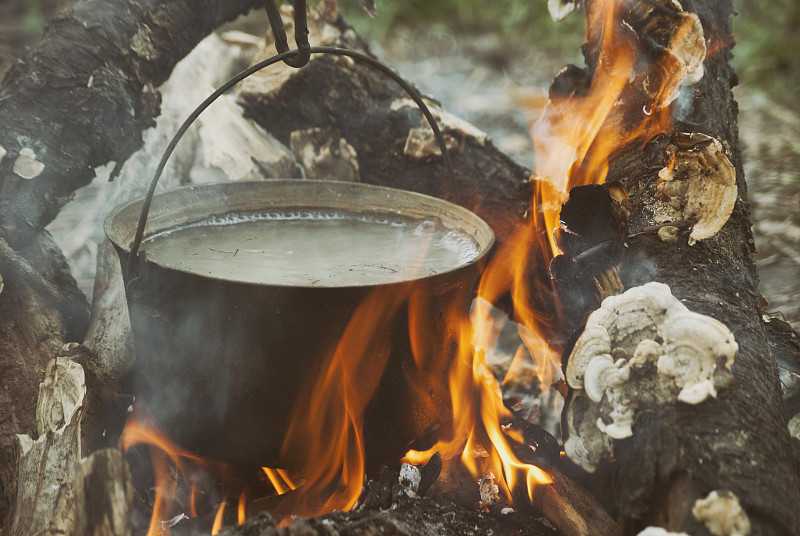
105,179,494,467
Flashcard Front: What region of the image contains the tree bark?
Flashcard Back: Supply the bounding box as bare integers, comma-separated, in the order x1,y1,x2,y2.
0,0,261,250
553,1,800,535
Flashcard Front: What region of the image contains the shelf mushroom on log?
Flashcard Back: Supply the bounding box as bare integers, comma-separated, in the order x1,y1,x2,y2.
547,0,800,534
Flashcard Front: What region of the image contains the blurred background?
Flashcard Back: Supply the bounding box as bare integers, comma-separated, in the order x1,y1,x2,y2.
1,0,798,326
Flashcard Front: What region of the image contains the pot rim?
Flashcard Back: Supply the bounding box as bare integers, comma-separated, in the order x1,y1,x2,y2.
104,179,496,289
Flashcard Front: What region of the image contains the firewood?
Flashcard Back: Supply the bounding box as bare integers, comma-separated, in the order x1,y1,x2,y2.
236,3,533,256
551,1,800,533
532,458,621,536
74,448,135,536
8,357,86,536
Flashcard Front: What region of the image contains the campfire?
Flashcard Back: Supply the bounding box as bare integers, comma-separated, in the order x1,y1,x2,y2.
2,1,799,536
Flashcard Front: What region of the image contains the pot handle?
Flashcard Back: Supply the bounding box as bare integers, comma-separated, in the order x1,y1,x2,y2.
126,46,459,285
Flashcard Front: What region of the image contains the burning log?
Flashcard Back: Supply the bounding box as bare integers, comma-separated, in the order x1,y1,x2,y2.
543,0,800,534
425,419,620,536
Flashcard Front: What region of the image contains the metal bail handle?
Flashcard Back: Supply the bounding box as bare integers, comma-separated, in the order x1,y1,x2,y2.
263,0,311,68
125,5,459,284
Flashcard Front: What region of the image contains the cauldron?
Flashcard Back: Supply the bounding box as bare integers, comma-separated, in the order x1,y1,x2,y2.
105,179,494,467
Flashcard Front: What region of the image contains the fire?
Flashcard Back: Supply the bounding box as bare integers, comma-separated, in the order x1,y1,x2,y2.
402,0,707,510
402,231,560,505
211,502,225,535
120,405,223,536
120,0,706,530
262,468,297,496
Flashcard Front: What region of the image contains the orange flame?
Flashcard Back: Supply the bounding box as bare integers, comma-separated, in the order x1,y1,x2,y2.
403,0,707,510
238,491,247,525
274,285,411,518
211,502,225,535
122,0,708,528
119,405,214,536
262,468,297,496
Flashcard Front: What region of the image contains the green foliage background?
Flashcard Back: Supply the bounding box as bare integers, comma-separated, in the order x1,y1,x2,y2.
8,0,800,98
339,0,800,99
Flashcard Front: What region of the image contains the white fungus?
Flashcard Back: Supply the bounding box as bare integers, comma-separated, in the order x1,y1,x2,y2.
692,490,751,536
564,282,738,472
13,147,45,179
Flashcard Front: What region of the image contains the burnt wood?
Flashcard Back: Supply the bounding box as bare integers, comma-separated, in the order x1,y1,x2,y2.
555,1,800,534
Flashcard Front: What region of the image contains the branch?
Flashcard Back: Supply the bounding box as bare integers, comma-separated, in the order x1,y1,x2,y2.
0,0,261,250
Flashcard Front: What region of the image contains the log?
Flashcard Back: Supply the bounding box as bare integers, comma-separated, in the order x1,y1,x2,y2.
427,454,620,536
8,357,86,535
0,236,71,524
8,356,134,536
534,459,621,536
236,3,533,255
551,1,800,534
74,448,135,536
0,0,261,251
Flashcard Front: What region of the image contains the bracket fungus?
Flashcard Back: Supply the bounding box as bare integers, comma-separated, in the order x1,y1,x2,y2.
659,6,706,98
636,528,690,536
655,133,737,243
564,282,738,472
13,147,46,179
692,490,751,536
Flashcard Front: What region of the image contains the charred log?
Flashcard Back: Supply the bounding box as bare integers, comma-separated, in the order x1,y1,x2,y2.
554,1,800,534
221,473,559,536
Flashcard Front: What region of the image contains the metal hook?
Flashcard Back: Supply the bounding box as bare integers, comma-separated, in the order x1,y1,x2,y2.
263,0,311,68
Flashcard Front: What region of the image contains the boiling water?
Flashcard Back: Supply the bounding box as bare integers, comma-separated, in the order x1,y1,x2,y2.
141,210,480,286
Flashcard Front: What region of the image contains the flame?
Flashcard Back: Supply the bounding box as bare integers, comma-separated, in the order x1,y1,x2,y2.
262,468,297,496
274,285,412,518
211,502,225,535
121,0,707,528
403,0,707,510
238,491,247,525
402,235,558,505
534,0,703,251
119,404,214,536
